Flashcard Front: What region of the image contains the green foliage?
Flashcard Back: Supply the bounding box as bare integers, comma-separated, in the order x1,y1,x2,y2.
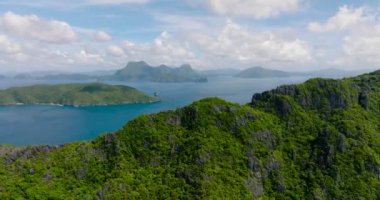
1,70,380,199
0,83,160,106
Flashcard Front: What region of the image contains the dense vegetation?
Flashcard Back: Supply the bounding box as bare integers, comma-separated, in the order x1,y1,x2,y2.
0,83,159,106
0,70,380,199
235,66,294,78
113,61,207,82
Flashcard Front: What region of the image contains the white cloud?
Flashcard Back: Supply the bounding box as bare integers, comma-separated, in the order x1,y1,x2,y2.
0,12,77,44
107,45,125,57
76,49,105,63
117,31,199,67
0,11,127,71
95,31,112,41
0,35,21,54
0,10,315,72
308,5,373,33
206,0,300,19
309,5,380,69
189,21,312,68
336,26,380,68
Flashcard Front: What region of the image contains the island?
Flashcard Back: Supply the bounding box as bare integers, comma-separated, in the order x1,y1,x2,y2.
0,83,160,106
112,61,207,82
235,66,295,78
1,70,380,199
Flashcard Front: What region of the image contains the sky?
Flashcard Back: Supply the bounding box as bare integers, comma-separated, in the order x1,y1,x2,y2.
0,0,380,72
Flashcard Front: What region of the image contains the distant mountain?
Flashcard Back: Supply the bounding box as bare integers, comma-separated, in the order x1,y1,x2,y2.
38,73,97,81
234,67,373,79
2,71,380,198
200,68,240,77
235,66,295,78
304,68,372,78
113,61,207,82
0,83,160,106
0,75,7,80
13,73,34,80
82,70,116,76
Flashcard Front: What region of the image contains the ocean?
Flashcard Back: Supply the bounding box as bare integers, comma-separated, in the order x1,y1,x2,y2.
0,76,310,145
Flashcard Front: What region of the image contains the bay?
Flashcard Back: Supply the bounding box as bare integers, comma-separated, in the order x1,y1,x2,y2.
0,76,310,145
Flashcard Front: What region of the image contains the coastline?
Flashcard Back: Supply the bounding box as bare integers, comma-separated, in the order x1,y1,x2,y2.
0,99,161,107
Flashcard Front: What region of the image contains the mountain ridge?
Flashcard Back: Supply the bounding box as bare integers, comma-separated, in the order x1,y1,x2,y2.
113,61,207,83
1,70,380,199
235,66,293,78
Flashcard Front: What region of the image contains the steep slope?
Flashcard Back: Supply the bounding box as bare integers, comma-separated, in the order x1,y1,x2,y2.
113,61,207,82
0,83,160,106
0,70,380,199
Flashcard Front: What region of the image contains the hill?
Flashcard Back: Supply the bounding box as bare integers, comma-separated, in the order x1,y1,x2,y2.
0,70,380,199
113,61,207,82
0,83,160,106
235,66,295,78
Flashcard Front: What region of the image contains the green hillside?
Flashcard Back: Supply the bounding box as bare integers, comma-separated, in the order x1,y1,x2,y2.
1,70,380,199
0,83,160,106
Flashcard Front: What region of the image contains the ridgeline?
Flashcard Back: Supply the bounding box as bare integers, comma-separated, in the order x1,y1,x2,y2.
1,70,380,199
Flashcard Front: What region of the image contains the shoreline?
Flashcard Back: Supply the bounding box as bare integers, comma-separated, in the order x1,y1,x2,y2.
0,99,161,107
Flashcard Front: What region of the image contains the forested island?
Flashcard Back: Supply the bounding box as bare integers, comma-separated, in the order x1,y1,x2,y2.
0,83,160,106
235,66,294,78
111,61,207,82
0,70,380,199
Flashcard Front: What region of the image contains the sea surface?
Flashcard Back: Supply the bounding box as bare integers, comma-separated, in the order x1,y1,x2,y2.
0,76,311,145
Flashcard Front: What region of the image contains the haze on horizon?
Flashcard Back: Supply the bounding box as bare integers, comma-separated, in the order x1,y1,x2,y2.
0,0,379,73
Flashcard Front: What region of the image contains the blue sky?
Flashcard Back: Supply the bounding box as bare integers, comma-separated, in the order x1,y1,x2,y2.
0,0,379,72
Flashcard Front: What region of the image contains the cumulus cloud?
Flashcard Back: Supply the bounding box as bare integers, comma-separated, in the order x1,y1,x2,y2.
188,21,312,68
0,10,315,71
309,5,380,69
308,5,373,33
336,26,380,68
95,31,112,41
0,35,21,54
206,0,300,19
0,12,77,44
0,12,118,71
116,31,199,67
107,45,125,57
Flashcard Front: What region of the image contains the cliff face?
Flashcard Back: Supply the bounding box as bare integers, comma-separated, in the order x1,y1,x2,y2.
1,70,380,199
252,70,380,115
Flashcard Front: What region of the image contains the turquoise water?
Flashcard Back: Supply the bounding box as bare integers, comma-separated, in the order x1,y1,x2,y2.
0,76,310,145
